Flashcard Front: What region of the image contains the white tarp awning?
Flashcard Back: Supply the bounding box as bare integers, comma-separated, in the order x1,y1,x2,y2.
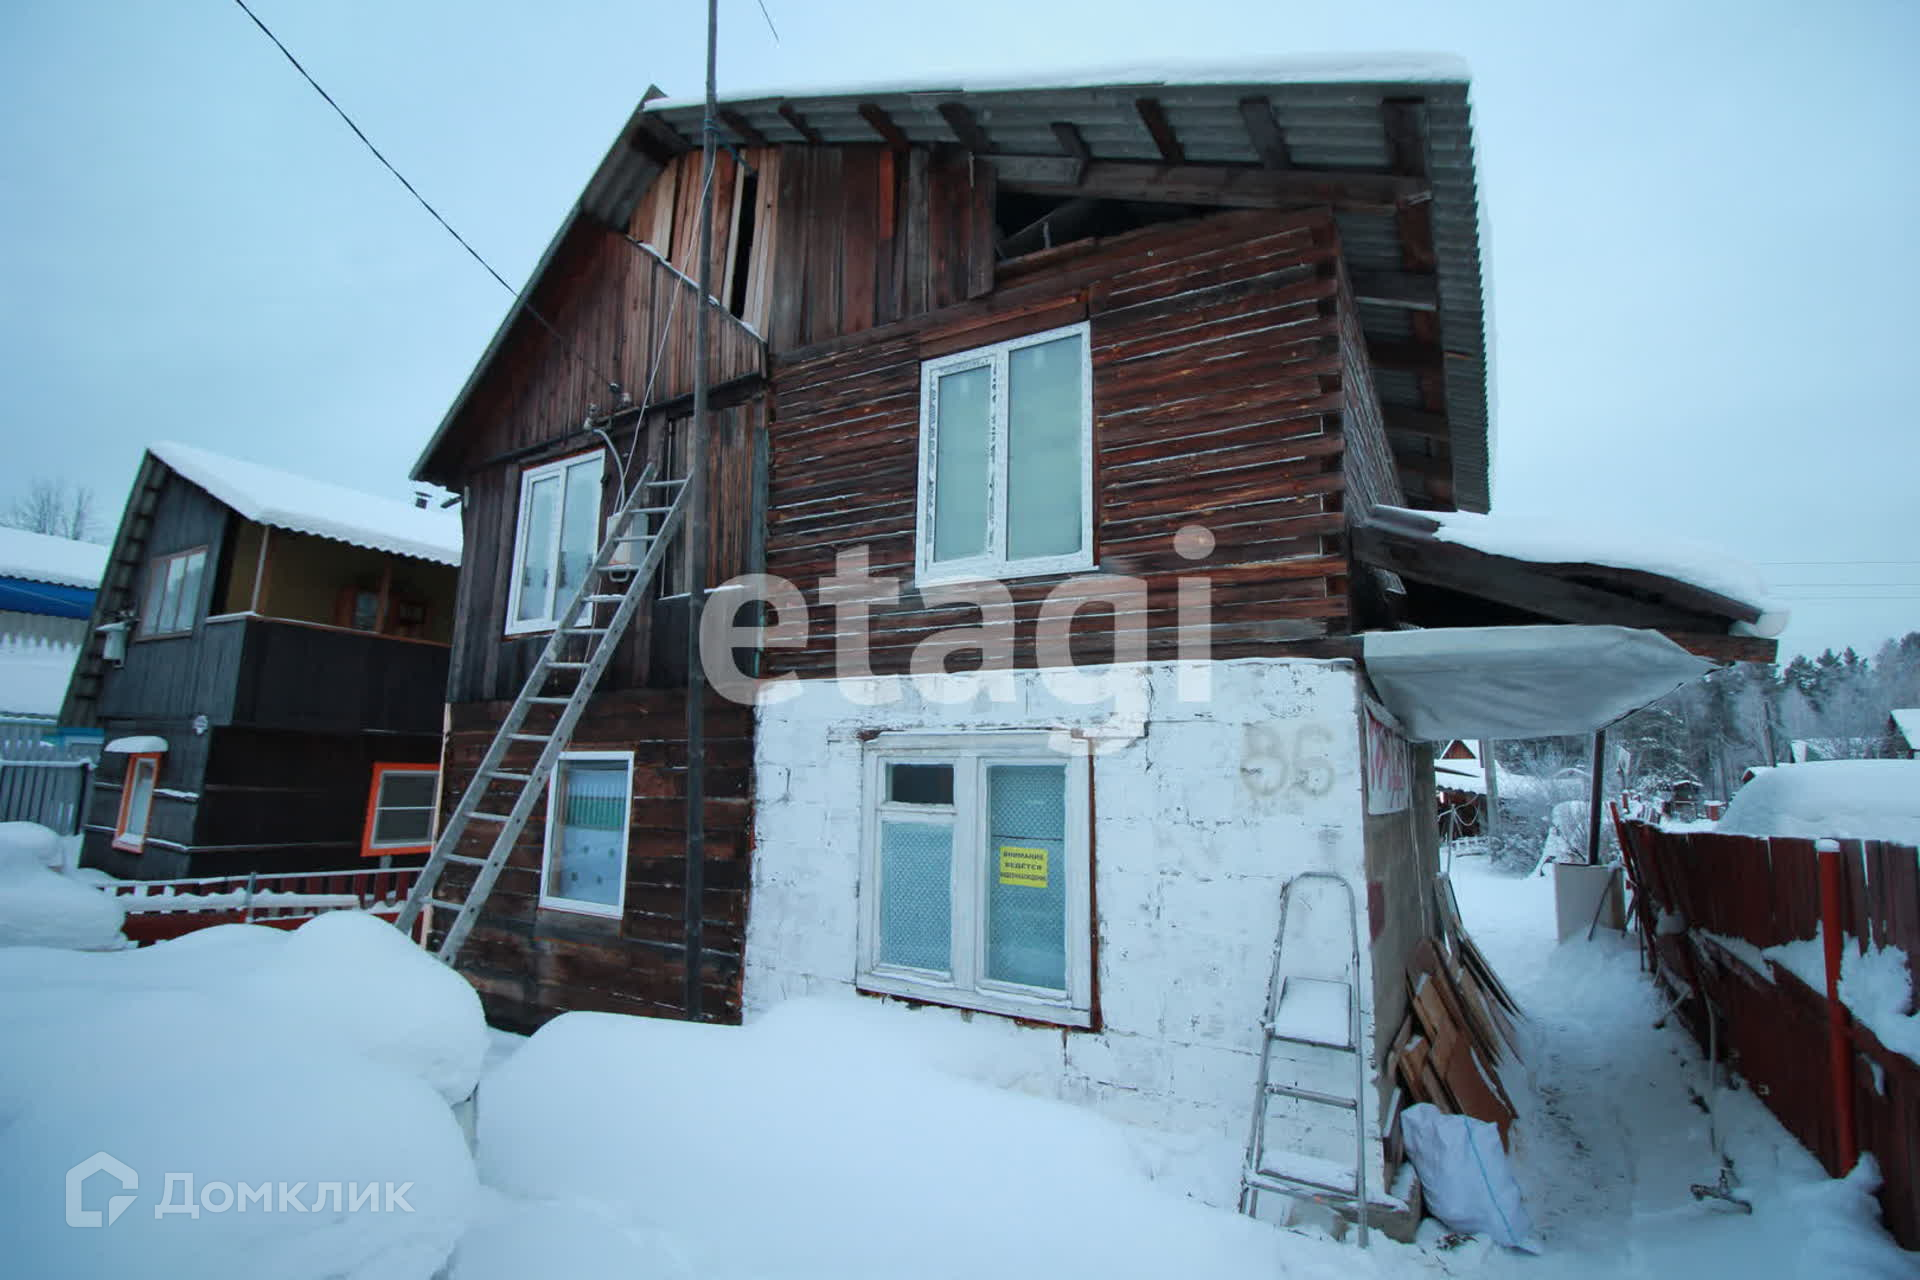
1362,625,1715,743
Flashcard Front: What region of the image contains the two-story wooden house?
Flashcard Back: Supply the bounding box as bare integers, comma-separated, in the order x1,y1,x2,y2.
62,443,461,879
409,60,1777,1224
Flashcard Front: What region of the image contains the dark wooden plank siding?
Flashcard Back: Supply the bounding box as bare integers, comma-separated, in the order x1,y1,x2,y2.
445,397,767,706
436,688,753,1029
763,209,1358,675
427,224,765,484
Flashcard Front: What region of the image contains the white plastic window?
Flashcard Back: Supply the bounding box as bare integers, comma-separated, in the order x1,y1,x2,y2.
540,752,631,917
859,733,1092,1025
916,323,1094,584
140,548,207,637
507,452,604,634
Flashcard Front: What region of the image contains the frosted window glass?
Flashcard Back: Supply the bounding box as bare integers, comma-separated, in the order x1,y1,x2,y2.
1006,336,1085,561
515,474,560,622
550,759,626,908
557,460,601,608
985,764,1067,991
932,365,991,563
879,820,953,972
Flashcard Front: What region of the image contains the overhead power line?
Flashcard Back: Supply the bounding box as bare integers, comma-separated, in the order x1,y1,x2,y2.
230,0,617,395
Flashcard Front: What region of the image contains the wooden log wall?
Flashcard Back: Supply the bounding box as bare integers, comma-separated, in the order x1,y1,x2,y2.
426,226,765,483
763,208,1368,675
435,688,753,1030
627,144,997,353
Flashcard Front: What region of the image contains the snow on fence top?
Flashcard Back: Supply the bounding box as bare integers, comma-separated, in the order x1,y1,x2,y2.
0,527,106,590
1387,506,1788,638
1718,760,1920,846
151,442,462,566
642,52,1472,112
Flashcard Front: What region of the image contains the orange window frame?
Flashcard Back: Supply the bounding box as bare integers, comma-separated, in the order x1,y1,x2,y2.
361,762,440,858
112,753,162,853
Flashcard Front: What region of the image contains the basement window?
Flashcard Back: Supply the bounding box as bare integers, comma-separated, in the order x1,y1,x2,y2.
139,547,208,638
506,451,604,636
540,751,632,918
858,733,1092,1026
361,763,440,858
916,323,1094,585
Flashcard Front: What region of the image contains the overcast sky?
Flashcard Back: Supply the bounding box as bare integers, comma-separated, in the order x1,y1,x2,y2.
2,0,1913,662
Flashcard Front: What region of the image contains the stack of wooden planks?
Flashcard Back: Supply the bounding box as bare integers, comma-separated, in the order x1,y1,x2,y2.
1383,880,1524,1166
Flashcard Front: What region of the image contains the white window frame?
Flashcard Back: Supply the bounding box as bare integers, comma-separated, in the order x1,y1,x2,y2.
914,322,1095,587
858,731,1093,1027
539,749,632,919
505,450,604,636
139,546,208,637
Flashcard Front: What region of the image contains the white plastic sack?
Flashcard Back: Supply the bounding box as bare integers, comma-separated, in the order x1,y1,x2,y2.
1400,1103,1540,1251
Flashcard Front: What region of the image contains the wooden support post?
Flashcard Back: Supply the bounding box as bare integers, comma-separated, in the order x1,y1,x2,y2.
1817,838,1858,1173
1480,739,1498,850
683,0,718,1022
1586,729,1606,866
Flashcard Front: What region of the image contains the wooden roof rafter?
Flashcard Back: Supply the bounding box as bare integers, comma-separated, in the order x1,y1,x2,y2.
858,102,912,152
1237,95,1293,169
1133,97,1185,164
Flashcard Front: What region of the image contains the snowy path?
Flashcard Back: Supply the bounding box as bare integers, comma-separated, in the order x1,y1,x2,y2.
1448,854,1910,1279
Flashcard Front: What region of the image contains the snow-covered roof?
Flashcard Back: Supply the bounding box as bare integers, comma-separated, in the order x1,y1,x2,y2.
1382,506,1787,638
152,443,460,566
1892,709,1920,749
0,528,106,590
1717,760,1920,846
0,636,80,719
104,735,169,754
642,53,1471,113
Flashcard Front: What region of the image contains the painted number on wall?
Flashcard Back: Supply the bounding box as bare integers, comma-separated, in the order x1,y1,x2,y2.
1240,723,1337,800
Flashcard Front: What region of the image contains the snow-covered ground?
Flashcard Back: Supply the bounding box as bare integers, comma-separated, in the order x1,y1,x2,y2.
1446,853,1917,1279
2,849,1915,1277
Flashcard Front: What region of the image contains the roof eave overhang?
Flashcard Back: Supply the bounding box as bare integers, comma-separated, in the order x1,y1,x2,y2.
415,74,1493,508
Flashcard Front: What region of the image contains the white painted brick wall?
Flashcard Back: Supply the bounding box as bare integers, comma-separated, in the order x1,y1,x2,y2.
745,657,1386,1206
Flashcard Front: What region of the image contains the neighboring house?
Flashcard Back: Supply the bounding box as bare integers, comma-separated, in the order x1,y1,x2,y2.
409,62,1777,1219
0,527,106,737
1890,709,1918,759
60,443,461,878
1432,739,1485,838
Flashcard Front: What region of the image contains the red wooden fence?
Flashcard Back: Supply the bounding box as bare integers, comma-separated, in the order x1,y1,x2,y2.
111,868,422,946
1619,820,1920,1248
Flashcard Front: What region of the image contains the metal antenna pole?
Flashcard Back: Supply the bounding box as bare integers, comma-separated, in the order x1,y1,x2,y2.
683,0,718,1021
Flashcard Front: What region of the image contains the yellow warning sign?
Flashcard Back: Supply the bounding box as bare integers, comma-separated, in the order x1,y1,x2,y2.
998,845,1049,888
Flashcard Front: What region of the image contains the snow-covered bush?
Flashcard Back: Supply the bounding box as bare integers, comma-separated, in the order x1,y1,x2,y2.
0,913,487,1278
0,821,125,950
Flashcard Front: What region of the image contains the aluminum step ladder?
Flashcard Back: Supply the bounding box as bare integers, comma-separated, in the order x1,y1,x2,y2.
397,462,687,964
1239,870,1371,1246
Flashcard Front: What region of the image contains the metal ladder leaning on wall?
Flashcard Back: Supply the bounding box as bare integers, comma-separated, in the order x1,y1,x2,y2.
397,461,687,964
1239,870,1370,1246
